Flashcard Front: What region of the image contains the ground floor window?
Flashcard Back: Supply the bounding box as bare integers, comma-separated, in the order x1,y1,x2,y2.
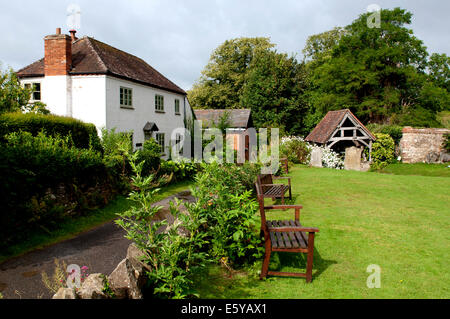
24,82,41,101
155,133,165,153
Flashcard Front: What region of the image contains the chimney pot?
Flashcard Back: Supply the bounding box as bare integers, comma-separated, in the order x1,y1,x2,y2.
56,28,61,35
69,29,77,42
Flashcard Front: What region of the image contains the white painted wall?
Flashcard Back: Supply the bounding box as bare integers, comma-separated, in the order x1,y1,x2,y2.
21,74,191,158
105,76,187,156
71,75,107,134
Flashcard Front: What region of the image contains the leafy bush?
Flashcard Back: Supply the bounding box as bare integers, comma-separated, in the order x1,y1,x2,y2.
100,128,133,187
188,162,264,267
0,131,106,246
115,152,208,299
443,134,450,153
0,112,102,152
280,136,312,164
159,159,201,183
370,133,395,170
136,138,161,176
366,123,404,145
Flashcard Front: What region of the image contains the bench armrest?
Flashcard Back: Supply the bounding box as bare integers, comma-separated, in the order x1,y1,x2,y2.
268,226,319,233
261,184,285,187
264,205,303,210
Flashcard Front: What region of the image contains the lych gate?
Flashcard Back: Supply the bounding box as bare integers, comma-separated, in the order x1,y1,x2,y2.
305,109,376,166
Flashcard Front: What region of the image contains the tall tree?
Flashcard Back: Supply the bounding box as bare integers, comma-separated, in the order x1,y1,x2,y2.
188,37,308,135
305,8,448,128
188,37,274,110
241,50,308,134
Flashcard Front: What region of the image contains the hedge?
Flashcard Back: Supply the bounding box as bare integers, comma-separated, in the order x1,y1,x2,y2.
0,112,102,152
0,131,106,247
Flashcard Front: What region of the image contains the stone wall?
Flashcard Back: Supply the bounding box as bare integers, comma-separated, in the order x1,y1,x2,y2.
399,127,450,163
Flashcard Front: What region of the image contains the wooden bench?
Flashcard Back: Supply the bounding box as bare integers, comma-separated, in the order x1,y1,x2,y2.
255,190,319,282
256,174,292,205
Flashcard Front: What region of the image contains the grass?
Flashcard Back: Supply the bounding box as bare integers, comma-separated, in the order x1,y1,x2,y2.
0,180,193,264
193,164,450,299
378,162,450,178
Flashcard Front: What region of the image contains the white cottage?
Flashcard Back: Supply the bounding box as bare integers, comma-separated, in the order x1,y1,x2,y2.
16,28,193,156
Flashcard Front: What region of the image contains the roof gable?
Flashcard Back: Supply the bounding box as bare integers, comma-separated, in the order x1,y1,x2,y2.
16,36,186,95
305,109,376,144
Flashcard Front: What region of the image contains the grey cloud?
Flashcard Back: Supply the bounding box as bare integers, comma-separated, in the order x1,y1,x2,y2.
1,0,448,91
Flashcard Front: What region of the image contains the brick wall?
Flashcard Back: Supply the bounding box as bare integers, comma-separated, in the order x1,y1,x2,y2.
399,127,450,163
44,34,72,76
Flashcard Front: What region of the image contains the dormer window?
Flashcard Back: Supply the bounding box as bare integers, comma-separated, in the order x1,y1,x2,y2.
120,87,133,108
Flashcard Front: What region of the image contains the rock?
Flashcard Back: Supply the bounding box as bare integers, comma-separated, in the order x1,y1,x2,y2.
439,152,450,163
52,287,78,299
344,147,363,171
108,258,146,299
77,273,109,299
426,152,440,163
127,243,145,261
310,147,323,168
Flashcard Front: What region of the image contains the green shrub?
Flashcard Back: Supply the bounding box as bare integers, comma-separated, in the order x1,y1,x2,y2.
0,131,106,246
0,112,102,152
280,137,311,164
370,133,395,170
188,162,264,267
159,160,201,183
366,123,403,145
115,152,208,299
100,128,133,186
136,138,161,176
443,134,450,153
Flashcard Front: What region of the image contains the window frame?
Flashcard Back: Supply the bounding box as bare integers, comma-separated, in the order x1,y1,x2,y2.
155,133,165,154
174,99,180,115
25,82,42,101
120,87,133,109
155,94,165,113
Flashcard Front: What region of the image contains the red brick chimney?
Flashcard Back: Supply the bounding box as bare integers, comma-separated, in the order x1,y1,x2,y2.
44,28,72,76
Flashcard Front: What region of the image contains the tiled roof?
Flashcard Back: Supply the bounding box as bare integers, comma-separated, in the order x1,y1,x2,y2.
16,36,186,95
193,109,252,129
305,109,376,144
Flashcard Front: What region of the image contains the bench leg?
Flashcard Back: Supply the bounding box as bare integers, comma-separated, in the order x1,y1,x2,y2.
306,233,315,283
260,236,272,279
289,187,292,200
281,193,285,205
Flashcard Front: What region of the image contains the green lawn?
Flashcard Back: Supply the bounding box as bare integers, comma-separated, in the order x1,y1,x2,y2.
379,163,450,178
193,165,450,299
0,180,193,263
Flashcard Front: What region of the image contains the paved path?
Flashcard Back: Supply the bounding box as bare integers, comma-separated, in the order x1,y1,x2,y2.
0,221,131,299
0,191,193,299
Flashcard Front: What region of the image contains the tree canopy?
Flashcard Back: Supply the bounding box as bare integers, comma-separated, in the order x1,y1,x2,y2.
188,8,449,135
305,8,449,129
0,64,48,115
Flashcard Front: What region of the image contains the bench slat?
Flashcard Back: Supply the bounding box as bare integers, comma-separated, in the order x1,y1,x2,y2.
283,220,300,248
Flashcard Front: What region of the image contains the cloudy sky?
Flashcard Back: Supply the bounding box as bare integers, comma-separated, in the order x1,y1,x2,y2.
1,0,449,91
